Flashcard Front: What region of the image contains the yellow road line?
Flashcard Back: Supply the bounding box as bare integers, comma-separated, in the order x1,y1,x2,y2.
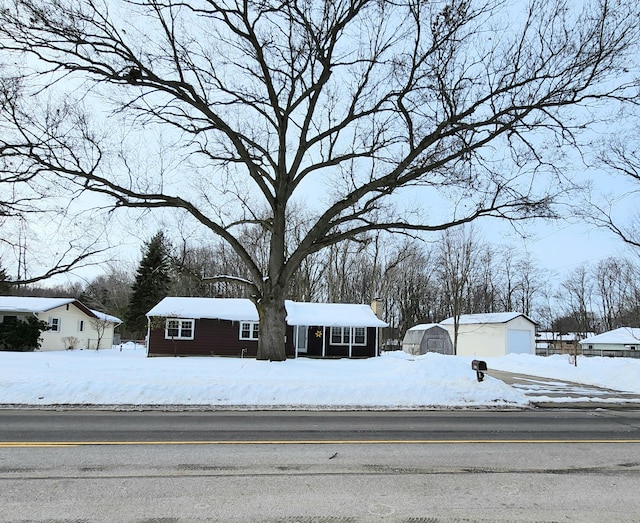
2,439,640,447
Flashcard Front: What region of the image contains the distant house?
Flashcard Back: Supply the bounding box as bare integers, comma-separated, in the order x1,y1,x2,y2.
440,312,536,357
579,328,640,354
401,324,453,355
0,296,122,351
535,331,595,355
146,297,388,358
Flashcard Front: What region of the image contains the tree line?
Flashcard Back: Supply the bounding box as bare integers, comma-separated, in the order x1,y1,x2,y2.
3,227,639,344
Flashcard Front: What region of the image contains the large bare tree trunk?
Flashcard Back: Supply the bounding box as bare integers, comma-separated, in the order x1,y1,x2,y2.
256,292,288,361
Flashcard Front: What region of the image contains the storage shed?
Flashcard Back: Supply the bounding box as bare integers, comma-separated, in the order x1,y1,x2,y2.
401,323,453,355
440,312,536,357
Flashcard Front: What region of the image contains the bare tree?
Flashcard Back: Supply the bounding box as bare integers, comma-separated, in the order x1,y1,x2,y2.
436,225,479,354
1,0,638,359
468,245,498,313
558,264,598,338
1,75,110,286
592,257,634,331
381,239,438,337
89,316,110,350
583,130,640,247
80,265,133,320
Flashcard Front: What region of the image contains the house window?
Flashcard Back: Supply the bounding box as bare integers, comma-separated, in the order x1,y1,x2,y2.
240,322,259,340
330,327,367,346
331,327,348,345
49,317,61,332
78,320,85,332
1,315,17,324
165,318,195,340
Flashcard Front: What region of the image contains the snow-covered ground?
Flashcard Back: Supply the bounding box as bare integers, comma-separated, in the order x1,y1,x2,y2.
0,345,638,408
488,353,640,394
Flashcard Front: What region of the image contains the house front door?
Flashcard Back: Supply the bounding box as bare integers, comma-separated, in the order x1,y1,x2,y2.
296,325,308,354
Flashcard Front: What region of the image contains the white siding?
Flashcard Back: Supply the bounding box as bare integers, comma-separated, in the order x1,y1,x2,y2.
443,322,507,357
441,315,536,357
36,305,117,351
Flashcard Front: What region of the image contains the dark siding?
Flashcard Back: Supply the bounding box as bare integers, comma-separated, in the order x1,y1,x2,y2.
148,318,373,358
300,326,377,358
148,318,296,358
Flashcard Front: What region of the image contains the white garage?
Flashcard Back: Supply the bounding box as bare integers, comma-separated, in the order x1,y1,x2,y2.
440,312,537,357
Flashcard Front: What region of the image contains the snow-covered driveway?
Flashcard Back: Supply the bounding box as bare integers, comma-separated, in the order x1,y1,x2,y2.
487,369,640,406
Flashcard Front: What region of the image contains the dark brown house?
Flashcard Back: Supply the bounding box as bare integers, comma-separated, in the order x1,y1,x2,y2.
146,297,387,358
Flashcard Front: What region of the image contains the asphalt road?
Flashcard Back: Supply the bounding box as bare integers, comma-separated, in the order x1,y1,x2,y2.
1,410,640,522
1,409,640,443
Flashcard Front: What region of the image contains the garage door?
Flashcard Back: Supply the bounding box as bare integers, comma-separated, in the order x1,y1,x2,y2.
507,329,532,354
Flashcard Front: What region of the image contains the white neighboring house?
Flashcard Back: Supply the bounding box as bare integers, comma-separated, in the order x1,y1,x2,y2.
440,312,537,357
579,328,640,353
0,296,122,351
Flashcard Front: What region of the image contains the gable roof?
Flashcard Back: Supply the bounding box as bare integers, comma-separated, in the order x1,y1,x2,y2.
0,296,77,313
90,309,123,325
440,312,535,325
579,327,640,346
0,296,121,324
146,297,388,328
285,301,387,328
147,297,259,321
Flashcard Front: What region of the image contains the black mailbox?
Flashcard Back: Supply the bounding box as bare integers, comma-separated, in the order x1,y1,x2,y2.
471,359,487,382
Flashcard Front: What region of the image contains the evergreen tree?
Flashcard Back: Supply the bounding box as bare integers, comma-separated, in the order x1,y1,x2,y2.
124,232,172,338
0,262,9,294
0,316,50,351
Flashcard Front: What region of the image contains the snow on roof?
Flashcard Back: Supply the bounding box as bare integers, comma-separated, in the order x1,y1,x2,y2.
0,297,123,323
146,297,388,327
147,297,259,321
0,296,77,313
537,331,594,342
407,323,442,331
579,327,640,346
90,309,122,324
284,301,388,328
440,312,533,325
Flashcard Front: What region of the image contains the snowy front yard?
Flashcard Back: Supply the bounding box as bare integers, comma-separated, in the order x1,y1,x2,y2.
0,345,638,408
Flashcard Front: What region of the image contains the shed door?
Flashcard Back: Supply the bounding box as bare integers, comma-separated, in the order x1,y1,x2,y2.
507,329,532,354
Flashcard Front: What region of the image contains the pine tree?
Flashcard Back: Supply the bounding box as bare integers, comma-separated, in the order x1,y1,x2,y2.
0,261,10,295
124,232,172,338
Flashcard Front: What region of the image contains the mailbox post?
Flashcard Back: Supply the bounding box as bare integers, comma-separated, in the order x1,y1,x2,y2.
471,359,487,382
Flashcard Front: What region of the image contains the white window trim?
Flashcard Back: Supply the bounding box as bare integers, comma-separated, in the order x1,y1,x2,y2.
165,318,195,340
48,317,61,333
353,326,366,345
239,321,259,340
330,327,367,346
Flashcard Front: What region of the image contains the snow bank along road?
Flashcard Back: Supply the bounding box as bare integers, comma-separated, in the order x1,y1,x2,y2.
3,348,640,409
